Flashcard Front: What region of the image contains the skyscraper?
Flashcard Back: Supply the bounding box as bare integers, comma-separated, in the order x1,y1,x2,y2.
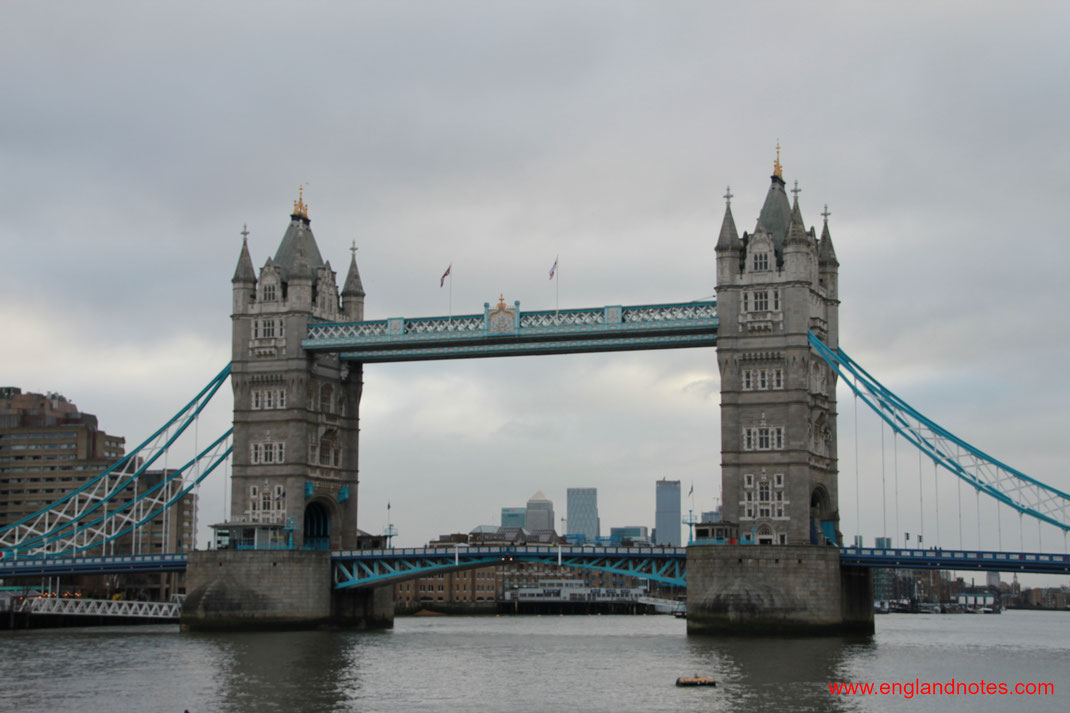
500,507,526,528
566,488,599,544
655,479,681,546
524,491,555,532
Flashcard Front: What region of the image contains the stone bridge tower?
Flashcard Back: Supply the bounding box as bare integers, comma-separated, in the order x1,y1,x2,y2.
686,152,869,637
229,189,366,549
714,151,841,546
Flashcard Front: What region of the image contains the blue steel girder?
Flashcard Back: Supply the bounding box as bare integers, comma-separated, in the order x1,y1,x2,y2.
0,553,189,578
839,547,1070,575
303,301,717,362
331,546,688,589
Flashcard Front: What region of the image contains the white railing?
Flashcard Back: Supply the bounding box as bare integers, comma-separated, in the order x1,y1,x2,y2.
404,316,484,334
623,303,717,322
17,596,180,619
519,310,605,328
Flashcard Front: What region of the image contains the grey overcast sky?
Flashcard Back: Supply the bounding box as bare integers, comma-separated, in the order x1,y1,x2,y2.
3,2,1069,559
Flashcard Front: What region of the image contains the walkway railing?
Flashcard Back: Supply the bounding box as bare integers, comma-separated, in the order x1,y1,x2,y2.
303,300,718,361
15,596,180,619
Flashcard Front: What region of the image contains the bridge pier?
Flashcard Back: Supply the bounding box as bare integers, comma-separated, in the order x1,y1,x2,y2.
686,545,872,636
181,551,393,631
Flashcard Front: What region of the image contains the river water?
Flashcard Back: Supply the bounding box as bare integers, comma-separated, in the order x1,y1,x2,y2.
1,611,1066,712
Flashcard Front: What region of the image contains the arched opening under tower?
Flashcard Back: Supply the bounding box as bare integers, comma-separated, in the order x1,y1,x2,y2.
304,501,331,550
809,485,835,545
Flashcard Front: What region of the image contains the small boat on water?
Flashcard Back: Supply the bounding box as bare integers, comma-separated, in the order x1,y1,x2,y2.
676,676,717,687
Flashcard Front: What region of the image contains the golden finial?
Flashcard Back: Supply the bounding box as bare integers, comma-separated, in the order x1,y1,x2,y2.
773,141,783,179
497,293,507,309
292,185,309,219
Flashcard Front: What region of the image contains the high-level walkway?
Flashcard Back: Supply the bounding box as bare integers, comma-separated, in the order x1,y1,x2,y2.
303,300,718,361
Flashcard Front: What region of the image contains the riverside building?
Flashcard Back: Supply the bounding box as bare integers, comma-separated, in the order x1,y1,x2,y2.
0,388,196,599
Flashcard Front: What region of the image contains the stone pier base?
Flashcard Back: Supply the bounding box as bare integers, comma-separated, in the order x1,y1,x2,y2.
180,550,393,632
686,544,873,636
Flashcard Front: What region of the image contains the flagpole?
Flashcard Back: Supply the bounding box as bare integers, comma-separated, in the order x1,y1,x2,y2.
449,266,453,325
552,252,560,314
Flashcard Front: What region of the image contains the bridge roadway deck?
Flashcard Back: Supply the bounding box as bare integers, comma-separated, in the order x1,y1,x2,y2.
2,547,1068,584
331,545,689,589
302,300,719,362
0,552,188,577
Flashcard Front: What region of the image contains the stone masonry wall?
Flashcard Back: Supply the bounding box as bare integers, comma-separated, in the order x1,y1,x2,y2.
686,544,872,635
181,550,332,630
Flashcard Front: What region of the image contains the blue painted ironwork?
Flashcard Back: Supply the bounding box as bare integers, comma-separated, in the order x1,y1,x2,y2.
839,546,1070,575
330,545,689,589
810,333,1070,533
303,301,718,362
0,552,188,578
4,546,1068,582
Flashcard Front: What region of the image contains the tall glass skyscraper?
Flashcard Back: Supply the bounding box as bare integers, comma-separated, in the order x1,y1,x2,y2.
566,488,599,544
655,479,682,546
501,507,526,528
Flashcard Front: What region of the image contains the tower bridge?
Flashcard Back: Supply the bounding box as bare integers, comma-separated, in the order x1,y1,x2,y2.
3,154,1068,634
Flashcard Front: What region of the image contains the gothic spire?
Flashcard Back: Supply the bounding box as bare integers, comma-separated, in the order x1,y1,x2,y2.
818,206,839,266
715,186,741,252
342,241,365,297
232,225,257,284
275,189,324,281
785,186,809,246
756,172,791,248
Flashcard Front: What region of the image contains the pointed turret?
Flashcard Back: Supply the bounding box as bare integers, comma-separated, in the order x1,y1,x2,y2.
716,187,743,285
784,193,809,247
233,225,257,284
755,174,791,251
342,244,365,320
342,256,365,296
818,206,838,267
274,187,325,282
232,225,257,313
715,187,741,253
